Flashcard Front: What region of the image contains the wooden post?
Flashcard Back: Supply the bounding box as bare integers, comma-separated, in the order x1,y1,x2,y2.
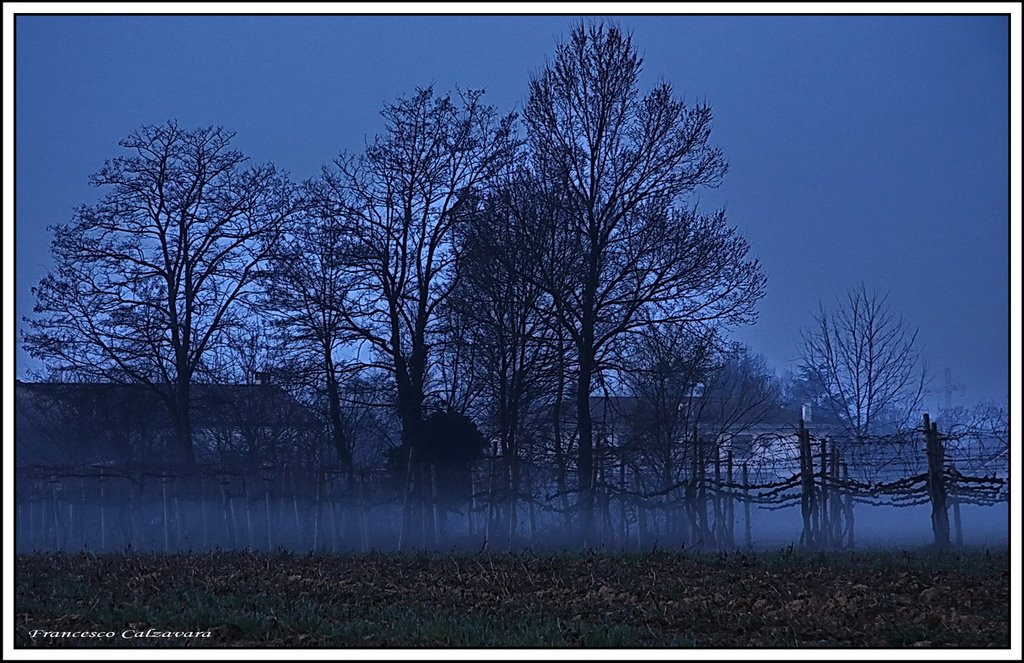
950,464,964,546
841,461,855,548
485,448,495,549
798,420,816,548
358,474,368,552
220,478,235,549
99,469,107,551
419,464,428,549
431,465,440,549
619,452,627,550
694,430,709,548
527,464,537,549
726,450,735,550
243,476,254,550
819,437,829,548
291,471,302,549
28,500,35,551
161,472,170,553
265,475,274,551
199,473,207,551
468,470,477,538
742,462,751,550
173,477,183,551
712,449,723,549
50,475,62,550
924,414,950,549
398,446,415,551
829,444,841,547
313,464,323,552
633,470,645,551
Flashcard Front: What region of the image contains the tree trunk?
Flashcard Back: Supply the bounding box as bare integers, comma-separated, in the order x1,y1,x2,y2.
576,357,595,548
173,382,196,466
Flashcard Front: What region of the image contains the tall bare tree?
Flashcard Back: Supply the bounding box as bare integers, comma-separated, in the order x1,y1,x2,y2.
23,122,300,464
525,23,766,544
264,212,356,471
445,173,566,545
308,88,516,544
800,282,927,436
312,86,516,446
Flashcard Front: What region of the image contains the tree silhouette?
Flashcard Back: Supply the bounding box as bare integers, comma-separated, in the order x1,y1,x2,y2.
23,122,300,464
524,22,766,545
800,282,927,436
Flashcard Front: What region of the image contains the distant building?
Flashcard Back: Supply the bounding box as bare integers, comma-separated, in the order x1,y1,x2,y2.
581,395,847,484
14,380,323,470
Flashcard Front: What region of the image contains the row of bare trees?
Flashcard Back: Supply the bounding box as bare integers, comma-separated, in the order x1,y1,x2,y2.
23,23,981,548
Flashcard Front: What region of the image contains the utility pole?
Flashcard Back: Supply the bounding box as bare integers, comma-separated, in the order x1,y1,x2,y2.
929,368,966,415
943,368,965,412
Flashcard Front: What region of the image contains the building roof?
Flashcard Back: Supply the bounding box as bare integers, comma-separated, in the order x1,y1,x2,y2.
15,380,321,467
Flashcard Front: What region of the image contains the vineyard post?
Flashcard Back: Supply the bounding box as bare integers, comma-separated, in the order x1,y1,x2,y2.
431,464,441,548
619,450,627,550
50,474,61,550
727,450,735,550
841,461,855,547
633,470,645,551
924,414,950,549
264,470,274,551
798,419,816,548
290,470,301,549
950,463,964,546
243,474,254,550
313,463,323,551
173,476,183,550
358,474,369,552
830,443,841,546
819,438,829,547
99,468,107,551
713,447,724,549
200,472,208,551
742,462,751,550
161,471,170,553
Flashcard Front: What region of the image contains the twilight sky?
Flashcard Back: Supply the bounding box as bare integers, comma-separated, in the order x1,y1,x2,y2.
12,14,1011,407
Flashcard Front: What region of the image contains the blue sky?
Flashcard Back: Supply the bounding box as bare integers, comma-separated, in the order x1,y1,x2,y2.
12,14,1011,406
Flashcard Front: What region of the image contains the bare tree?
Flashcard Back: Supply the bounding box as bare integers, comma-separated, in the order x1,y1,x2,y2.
525,22,766,544
445,173,566,546
800,282,927,436
307,88,516,544
312,87,515,445
22,122,300,464
264,212,356,471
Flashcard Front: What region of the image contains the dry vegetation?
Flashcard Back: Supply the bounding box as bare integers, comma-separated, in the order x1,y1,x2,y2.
15,549,1009,648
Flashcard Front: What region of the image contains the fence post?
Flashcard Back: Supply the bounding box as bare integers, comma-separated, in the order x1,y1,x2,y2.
726,450,735,550
819,437,829,548
950,463,964,546
313,464,323,552
264,471,274,552
829,443,841,547
161,472,170,553
713,447,724,549
742,462,751,550
99,468,107,551
798,419,816,549
841,461,855,547
431,464,441,549
923,414,950,549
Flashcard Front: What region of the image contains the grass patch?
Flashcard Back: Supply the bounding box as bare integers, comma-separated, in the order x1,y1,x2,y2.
15,548,1009,648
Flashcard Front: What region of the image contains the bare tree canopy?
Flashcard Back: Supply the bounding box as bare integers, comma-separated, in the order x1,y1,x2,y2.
800,282,927,436
22,121,301,463
525,22,766,543
309,87,517,442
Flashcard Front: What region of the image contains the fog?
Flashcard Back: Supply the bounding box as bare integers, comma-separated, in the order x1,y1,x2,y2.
14,470,1008,555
